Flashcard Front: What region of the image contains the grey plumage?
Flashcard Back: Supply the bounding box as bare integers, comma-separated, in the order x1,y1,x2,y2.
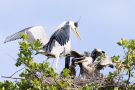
4,26,48,45
4,27,32,43
39,21,80,70
70,49,113,79
4,21,80,71
43,24,70,52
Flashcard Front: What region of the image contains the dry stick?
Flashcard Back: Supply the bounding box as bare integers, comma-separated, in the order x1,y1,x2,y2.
1,76,23,80
1,67,25,79
1,54,25,80
10,67,25,77
126,66,134,89
126,70,131,90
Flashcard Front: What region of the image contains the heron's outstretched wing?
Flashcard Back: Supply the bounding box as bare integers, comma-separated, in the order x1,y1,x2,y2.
70,50,83,58
4,27,32,43
99,56,112,66
4,26,48,45
43,25,70,52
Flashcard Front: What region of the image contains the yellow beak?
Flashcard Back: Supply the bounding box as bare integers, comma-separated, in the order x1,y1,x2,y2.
74,28,81,40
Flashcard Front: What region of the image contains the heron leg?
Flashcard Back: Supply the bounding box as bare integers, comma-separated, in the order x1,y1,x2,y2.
65,55,70,69
43,57,49,63
51,58,55,67
78,72,81,79
45,57,49,62
54,56,59,72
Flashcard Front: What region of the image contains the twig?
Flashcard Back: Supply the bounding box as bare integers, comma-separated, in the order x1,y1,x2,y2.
126,68,131,89
10,67,25,77
1,67,25,80
1,76,23,80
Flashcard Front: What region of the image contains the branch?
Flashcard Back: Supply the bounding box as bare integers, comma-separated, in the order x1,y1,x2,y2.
10,67,25,77
1,67,25,80
126,68,131,88
1,76,23,80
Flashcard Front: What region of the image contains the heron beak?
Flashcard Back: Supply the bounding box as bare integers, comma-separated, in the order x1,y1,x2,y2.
70,21,81,39
74,28,81,40
74,59,86,64
108,64,114,68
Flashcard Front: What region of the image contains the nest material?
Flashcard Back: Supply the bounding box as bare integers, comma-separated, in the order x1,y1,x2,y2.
42,73,129,89
42,73,107,89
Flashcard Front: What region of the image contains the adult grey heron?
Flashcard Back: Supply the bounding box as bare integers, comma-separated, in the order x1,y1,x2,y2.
70,48,113,79
4,21,80,71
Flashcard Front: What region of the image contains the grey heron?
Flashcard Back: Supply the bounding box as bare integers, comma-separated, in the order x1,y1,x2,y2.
40,21,80,70
4,21,80,71
70,48,113,79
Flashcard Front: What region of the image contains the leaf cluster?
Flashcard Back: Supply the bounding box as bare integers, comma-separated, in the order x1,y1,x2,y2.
1,35,135,90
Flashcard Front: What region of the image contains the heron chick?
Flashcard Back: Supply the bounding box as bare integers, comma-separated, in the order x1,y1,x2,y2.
70,48,113,79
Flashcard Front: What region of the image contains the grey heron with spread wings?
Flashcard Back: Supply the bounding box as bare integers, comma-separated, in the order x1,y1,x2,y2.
4,21,80,70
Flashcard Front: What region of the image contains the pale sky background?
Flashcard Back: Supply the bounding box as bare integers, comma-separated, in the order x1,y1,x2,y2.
0,0,135,81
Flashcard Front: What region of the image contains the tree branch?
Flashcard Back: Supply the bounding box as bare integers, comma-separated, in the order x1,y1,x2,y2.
1,67,25,80
1,76,24,80
10,67,25,77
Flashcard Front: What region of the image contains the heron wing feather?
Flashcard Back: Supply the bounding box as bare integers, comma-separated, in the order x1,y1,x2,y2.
43,25,70,52
4,26,48,45
4,27,32,43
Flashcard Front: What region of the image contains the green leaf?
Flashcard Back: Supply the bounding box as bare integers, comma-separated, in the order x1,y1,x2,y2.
61,68,70,78
19,33,29,41
111,55,120,62
117,38,127,47
31,39,42,50
56,80,64,88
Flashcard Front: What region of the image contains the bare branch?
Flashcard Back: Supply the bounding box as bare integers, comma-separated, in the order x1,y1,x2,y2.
10,67,25,77
1,76,24,80
1,67,25,80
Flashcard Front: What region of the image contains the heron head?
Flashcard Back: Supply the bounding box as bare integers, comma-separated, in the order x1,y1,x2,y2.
68,21,80,39
91,48,105,61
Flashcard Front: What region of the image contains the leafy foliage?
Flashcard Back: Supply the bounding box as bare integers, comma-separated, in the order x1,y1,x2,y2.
107,38,135,89
0,34,69,90
61,68,71,78
1,35,135,90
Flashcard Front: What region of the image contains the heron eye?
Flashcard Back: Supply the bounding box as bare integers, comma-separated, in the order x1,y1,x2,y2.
74,22,78,27
102,51,105,54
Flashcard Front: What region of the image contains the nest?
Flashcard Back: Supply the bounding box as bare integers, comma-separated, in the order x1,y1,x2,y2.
42,73,107,89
